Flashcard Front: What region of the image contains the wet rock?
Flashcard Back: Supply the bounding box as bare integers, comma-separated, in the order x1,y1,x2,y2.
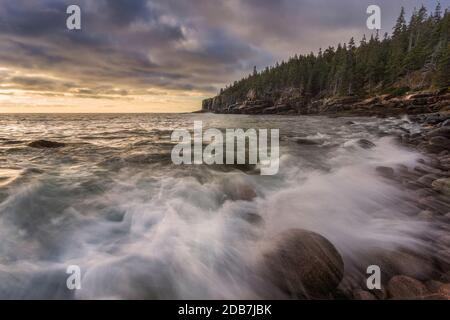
235,183,257,201
387,275,429,299
374,250,435,281
357,139,376,149
238,212,264,226
403,179,423,190
28,140,66,149
353,289,376,300
415,164,448,176
424,113,447,125
295,138,322,145
425,280,444,293
429,136,450,148
261,229,344,299
376,166,395,178
418,142,446,154
431,178,450,195
417,174,439,188
427,127,450,139
224,180,257,201
418,196,450,215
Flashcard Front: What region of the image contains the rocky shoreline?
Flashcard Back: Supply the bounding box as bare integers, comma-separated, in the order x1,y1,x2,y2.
201,89,450,300
202,88,450,117
255,114,450,300
341,113,450,300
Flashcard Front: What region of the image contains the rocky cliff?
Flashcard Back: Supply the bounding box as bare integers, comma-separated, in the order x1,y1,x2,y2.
202,88,450,117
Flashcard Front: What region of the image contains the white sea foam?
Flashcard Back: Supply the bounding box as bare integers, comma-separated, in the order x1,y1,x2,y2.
0,114,441,299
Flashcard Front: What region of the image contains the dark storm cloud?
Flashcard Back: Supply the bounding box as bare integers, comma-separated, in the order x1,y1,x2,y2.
0,0,445,99
104,0,151,26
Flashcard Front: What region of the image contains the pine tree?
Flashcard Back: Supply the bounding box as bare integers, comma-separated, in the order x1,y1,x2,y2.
393,7,407,38
388,7,409,83
434,43,450,87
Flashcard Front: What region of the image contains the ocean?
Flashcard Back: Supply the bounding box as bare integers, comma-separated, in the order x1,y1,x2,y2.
0,113,441,299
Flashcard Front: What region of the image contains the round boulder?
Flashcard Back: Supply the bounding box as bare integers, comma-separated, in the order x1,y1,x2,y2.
261,229,344,299
387,275,429,299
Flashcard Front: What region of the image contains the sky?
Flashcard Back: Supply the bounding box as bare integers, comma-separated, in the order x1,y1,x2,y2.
0,0,447,113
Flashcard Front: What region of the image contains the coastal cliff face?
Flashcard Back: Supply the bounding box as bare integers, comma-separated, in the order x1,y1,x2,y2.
202,88,450,117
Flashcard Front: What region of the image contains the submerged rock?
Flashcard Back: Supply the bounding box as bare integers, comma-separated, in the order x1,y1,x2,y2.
28,140,66,149
357,139,376,149
376,166,395,178
238,212,264,226
235,183,257,201
295,138,322,145
261,229,344,299
222,179,257,201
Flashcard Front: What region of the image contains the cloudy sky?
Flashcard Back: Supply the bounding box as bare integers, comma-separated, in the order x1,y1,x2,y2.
0,0,446,113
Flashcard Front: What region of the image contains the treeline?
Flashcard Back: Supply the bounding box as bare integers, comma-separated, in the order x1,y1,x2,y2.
220,4,450,101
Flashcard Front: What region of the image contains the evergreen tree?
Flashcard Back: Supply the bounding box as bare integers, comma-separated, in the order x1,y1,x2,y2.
220,5,449,102
434,43,450,87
